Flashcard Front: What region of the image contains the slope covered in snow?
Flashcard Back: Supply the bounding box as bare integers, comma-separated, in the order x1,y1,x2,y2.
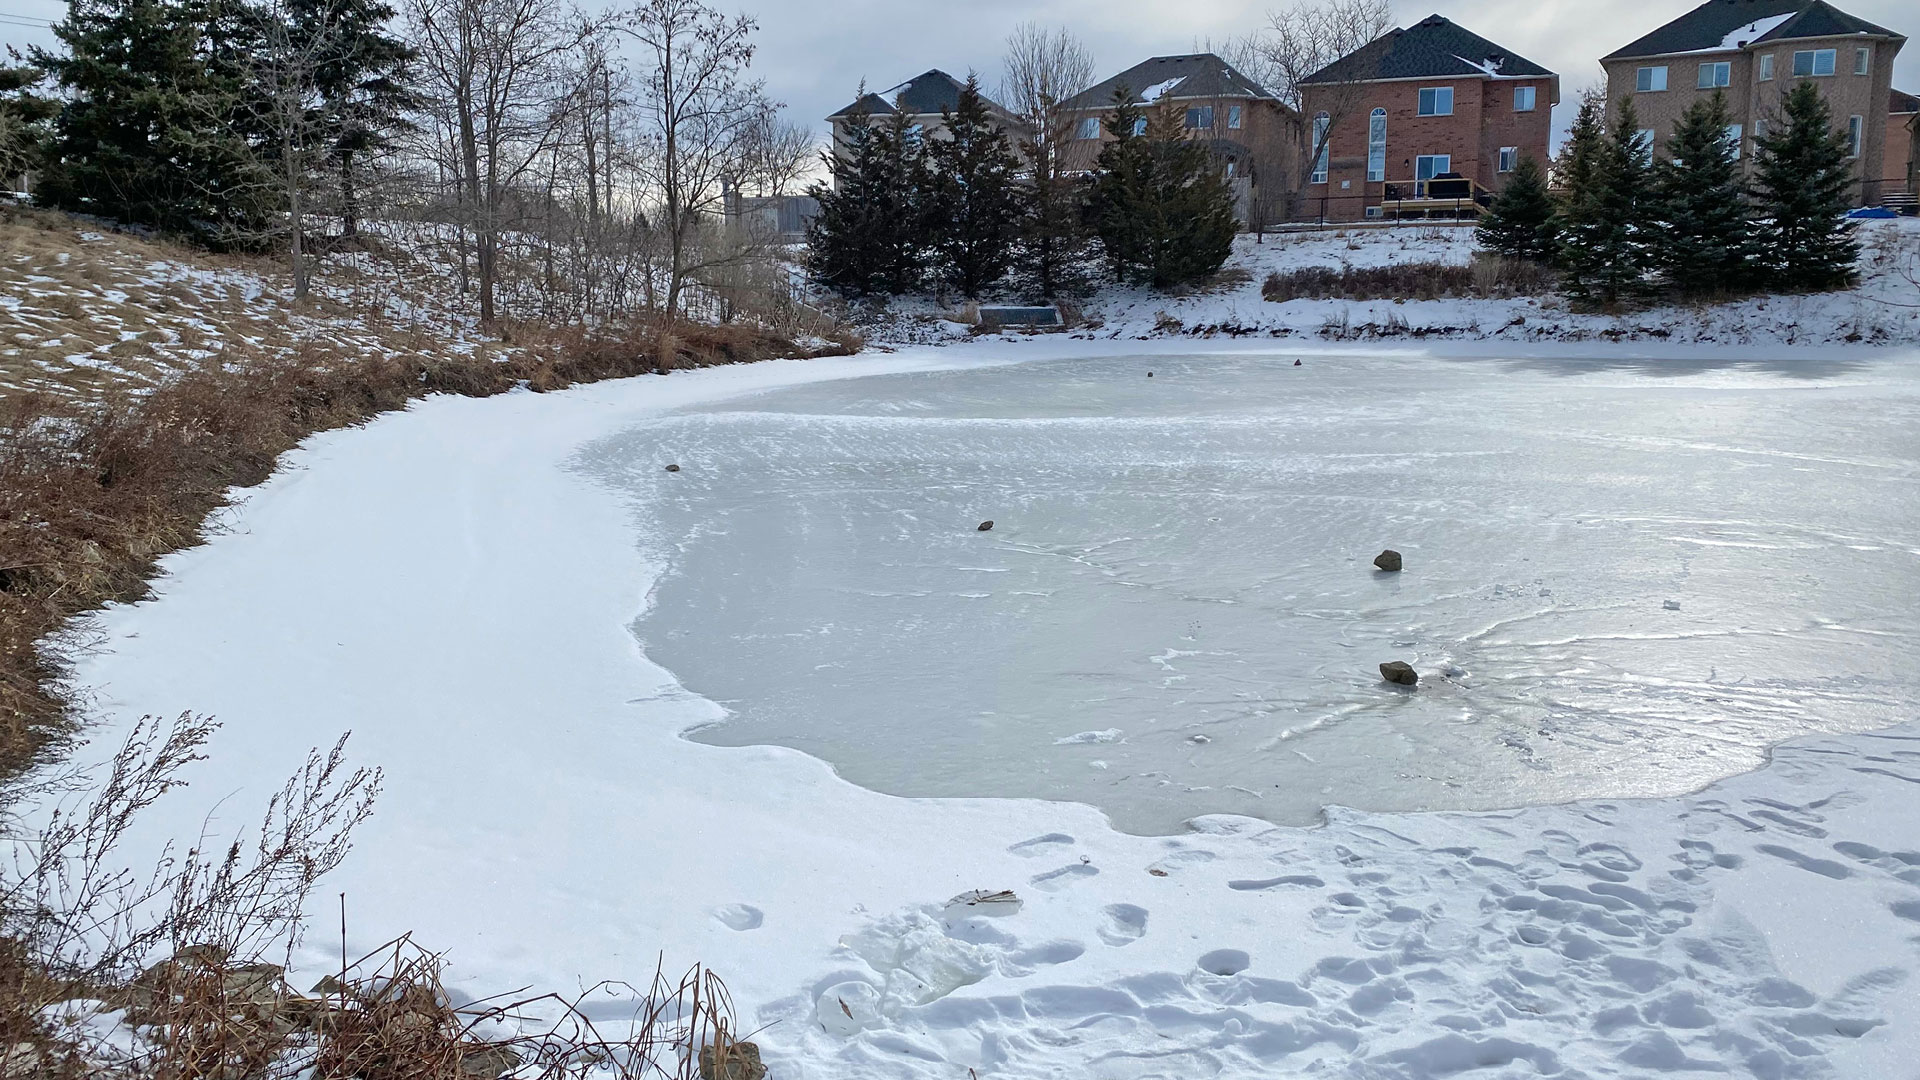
43,340,1920,1079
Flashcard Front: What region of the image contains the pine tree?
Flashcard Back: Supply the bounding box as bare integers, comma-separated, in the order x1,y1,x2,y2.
33,0,276,247
1556,93,1654,305
0,65,57,182
923,75,1021,298
1476,153,1555,262
293,0,416,239
1653,90,1752,296
1751,81,1858,290
1086,92,1237,289
806,103,929,296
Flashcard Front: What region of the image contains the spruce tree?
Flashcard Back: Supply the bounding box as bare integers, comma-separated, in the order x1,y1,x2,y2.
1087,92,1237,289
293,0,416,239
1476,153,1556,262
806,104,928,296
0,65,57,182
1751,81,1858,290
1654,90,1752,296
923,75,1021,298
33,0,276,247
1556,93,1654,305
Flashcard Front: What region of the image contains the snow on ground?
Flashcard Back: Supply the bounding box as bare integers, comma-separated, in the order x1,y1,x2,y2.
45,339,1920,1079
858,220,1920,349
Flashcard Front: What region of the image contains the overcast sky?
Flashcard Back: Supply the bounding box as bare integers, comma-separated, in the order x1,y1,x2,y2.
4,0,1915,150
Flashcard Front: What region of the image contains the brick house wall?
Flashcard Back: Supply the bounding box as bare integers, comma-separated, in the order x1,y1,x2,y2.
1888,106,1917,193
1299,74,1554,222
1057,95,1297,223
1603,32,1903,204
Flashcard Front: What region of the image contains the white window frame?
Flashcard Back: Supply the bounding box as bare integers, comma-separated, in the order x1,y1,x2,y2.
1793,49,1835,77
1498,146,1518,172
1185,105,1214,130
1310,112,1330,184
1636,65,1668,92
1754,116,1769,139
1131,116,1147,136
1414,153,1450,195
1725,123,1742,160
1697,61,1730,88
1854,47,1870,75
1227,105,1243,129
1366,107,1387,182
1634,128,1656,155
1076,116,1100,140
1847,114,1862,158
1758,52,1774,80
1513,85,1536,112
1417,87,1453,115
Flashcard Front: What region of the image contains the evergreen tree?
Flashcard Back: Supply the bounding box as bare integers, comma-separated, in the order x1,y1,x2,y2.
1476,153,1555,262
1013,168,1098,300
1751,81,1858,290
1653,90,1752,296
293,0,416,239
1556,93,1654,305
0,65,57,182
1086,91,1237,289
33,0,277,247
806,102,928,296
923,75,1021,298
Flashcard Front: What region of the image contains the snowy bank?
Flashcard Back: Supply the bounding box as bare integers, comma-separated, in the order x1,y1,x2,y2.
50,340,1920,1079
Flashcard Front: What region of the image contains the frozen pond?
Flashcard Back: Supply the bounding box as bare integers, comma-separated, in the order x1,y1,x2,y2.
581,350,1920,834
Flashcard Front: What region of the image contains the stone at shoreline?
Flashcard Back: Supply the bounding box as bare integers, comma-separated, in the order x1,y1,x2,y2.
1374,549,1402,572
1380,661,1418,685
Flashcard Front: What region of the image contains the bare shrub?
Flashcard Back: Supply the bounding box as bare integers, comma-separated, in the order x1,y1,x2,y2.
1262,257,1555,302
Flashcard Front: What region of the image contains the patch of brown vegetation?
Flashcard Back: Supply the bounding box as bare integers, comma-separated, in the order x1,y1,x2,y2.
1262,256,1556,303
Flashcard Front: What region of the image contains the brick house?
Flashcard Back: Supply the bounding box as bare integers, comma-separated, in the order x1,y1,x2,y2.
1296,15,1558,222
825,70,1023,172
1056,54,1297,227
1601,0,1907,207
1885,88,1916,202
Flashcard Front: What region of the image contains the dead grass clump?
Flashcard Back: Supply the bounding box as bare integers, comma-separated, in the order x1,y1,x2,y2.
1263,256,1555,302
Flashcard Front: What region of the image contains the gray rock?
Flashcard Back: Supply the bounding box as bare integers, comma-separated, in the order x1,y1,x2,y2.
1373,549,1402,572
664,464,681,472
699,1041,767,1080
977,520,994,531
1379,661,1418,686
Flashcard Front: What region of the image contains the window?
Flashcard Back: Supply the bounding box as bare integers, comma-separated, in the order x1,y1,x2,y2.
1855,47,1870,75
1310,112,1330,183
1227,105,1243,129
1513,86,1536,112
1417,87,1453,115
1758,53,1774,80
1725,123,1742,160
1076,116,1100,140
1634,128,1656,155
1185,106,1214,129
1792,49,1835,77
1847,114,1862,158
1414,153,1449,194
1131,116,1148,136
1366,107,1387,182
1697,61,1730,88
1498,146,1518,172
1225,160,1237,177
1753,116,1768,139
1636,65,1668,92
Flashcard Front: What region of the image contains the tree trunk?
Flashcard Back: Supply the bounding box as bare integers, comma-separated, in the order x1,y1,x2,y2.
341,149,360,239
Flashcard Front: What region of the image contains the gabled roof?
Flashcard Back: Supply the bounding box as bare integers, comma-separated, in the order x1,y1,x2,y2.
1059,54,1277,111
827,70,1009,121
1894,88,1920,113
1603,0,1901,61
1300,15,1553,85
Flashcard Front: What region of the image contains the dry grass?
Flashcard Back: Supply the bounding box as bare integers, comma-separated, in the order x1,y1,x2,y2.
1262,255,1556,303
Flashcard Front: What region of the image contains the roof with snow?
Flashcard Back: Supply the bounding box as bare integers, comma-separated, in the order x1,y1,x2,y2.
1603,0,1902,61
1059,54,1277,111
1300,15,1553,85
827,70,1010,121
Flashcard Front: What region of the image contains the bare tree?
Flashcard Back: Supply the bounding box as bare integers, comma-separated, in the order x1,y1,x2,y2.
1249,0,1392,205
256,0,345,300
734,103,815,199
622,0,772,325
1000,23,1095,298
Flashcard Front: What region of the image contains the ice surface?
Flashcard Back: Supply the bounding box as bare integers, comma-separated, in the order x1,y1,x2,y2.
588,352,1920,833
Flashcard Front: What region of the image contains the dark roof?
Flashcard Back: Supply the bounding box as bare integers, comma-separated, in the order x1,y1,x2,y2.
1060,54,1276,111
1894,88,1920,113
1301,15,1553,84
827,70,1009,120
1603,0,1901,61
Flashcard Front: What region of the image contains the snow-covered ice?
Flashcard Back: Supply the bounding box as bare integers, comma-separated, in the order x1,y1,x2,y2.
48,340,1920,1078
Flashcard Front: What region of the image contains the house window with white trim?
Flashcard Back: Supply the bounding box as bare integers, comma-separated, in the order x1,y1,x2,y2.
1792,49,1835,77
1754,117,1768,139
1367,108,1386,182
1076,116,1100,139
1847,114,1862,158
1310,112,1330,183
1185,106,1214,129
1131,116,1147,136
1634,128,1656,155
1417,87,1453,115
1697,61,1730,88
1758,53,1774,80
1498,146,1518,172
1635,65,1667,92
1855,47,1870,75
1725,123,1742,160
1227,105,1243,129
1513,85,1536,111
1414,154,1449,195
